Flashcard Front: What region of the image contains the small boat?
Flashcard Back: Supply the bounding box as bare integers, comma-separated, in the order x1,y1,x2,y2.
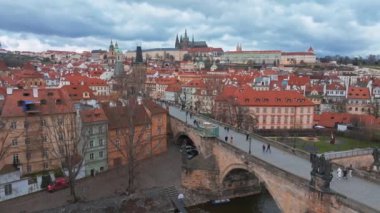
211,198,230,204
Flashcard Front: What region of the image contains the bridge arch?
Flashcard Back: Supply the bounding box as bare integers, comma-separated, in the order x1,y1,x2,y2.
220,163,250,184
174,132,196,147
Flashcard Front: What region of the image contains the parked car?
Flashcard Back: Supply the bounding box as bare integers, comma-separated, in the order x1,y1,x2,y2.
47,177,69,192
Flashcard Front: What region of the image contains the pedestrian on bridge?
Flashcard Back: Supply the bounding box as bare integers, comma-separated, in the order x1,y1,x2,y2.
246,133,249,141
337,167,342,180
262,145,266,153
348,164,353,178
230,136,234,144
225,136,228,142
266,144,271,153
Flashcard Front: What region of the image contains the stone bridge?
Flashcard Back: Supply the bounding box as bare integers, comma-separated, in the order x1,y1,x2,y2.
169,116,378,213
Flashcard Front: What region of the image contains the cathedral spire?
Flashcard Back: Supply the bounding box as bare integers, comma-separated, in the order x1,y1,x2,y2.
184,29,188,39
175,34,179,49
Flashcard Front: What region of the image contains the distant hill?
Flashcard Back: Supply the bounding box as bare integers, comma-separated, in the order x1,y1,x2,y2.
0,52,48,67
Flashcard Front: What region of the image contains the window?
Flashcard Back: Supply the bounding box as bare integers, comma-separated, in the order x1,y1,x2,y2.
13,154,19,165
40,119,46,126
90,141,94,148
12,139,18,146
307,107,311,113
307,116,310,124
10,121,17,129
291,108,295,113
271,116,275,124
263,108,267,113
27,165,32,173
99,139,103,146
285,108,289,113
99,151,103,158
284,116,288,124
88,127,93,135
58,133,64,141
277,116,281,123
43,149,48,158
57,118,63,125
158,116,163,125
4,184,12,195
98,125,103,133
90,153,94,160
262,116,267,124
115,139,120,148
24,121,29,129
26,152,31,160
256,107,260,114
271,107,275,113
277,107,281,113
300,107,304,113
43,162,49,169
59,146,64,154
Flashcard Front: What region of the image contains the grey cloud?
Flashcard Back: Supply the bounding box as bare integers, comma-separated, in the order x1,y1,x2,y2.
0,0,379,55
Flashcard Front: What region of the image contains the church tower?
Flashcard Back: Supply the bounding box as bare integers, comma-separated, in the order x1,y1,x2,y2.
107,40,117,68
175,34,180,49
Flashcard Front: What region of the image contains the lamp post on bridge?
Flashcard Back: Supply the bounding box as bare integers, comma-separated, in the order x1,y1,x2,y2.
248,136,252,154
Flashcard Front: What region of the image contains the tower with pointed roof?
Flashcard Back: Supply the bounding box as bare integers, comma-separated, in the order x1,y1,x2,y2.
175,34,180,49
107,40,124,69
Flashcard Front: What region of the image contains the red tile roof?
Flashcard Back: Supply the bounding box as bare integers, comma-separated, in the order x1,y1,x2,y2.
165,84,182,92
235,89,314,107
155,77,177,85
61,85,95,101
326,82,345,90
281,52,315,56
347,87,370,99
288,75,310,86
225,50,281,54
1,88,74,117
183,79,206,89
80,108,108,123
64,73,107,86
315,112,380,128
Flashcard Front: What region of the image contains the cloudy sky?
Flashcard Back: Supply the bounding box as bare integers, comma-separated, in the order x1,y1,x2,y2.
0,0,379,56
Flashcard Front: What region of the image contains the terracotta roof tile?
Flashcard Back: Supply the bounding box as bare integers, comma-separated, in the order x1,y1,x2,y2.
1,88,74,117
347,87,370,99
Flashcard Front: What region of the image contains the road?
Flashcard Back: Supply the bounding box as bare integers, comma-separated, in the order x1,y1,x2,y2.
0,143,182,213
167,104,380,211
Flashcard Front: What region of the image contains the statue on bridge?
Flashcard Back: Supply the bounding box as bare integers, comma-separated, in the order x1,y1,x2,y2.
372,148,380,172
373,148,379,166
310,153,333,193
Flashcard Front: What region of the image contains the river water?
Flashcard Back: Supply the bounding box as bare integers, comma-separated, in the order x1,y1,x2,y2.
188,190,281,213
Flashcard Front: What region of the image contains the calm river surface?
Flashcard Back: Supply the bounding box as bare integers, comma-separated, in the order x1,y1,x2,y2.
189,190,281,213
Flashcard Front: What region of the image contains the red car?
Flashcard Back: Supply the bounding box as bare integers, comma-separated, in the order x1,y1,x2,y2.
47,177,69,192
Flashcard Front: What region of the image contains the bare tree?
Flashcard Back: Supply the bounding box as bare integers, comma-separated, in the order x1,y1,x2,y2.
107,100,164,193
0,119,23,165
44,113,87,202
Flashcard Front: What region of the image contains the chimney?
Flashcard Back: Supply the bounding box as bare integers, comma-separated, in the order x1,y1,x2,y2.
32,87,38,98
6,87,13,95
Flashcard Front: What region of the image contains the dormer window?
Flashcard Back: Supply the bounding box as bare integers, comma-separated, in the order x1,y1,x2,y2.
56,99,63,105
47,92,54,96
23,93,30,96
40,99,47,105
